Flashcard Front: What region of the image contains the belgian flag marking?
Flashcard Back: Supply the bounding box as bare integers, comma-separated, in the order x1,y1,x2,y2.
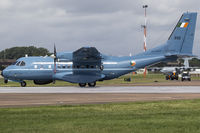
177,22,189,28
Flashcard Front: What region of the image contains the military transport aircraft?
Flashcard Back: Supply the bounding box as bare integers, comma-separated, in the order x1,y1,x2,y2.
160,58,191,74
1,12,197,87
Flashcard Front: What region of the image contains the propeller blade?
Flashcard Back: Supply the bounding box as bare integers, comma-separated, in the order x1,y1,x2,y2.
53,44,57,74
54,44,57,58
53,44,57,84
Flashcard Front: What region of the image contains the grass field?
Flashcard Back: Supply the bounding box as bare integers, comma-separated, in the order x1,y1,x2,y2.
1,99,200,133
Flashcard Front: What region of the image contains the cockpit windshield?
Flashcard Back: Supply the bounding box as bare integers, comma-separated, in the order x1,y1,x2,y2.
11,61,17,65
16,61,21,66
16,61,26,66
20,61,25,66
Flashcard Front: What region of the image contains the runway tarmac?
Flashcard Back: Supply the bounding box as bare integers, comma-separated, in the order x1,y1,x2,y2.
0,86,200,93
1,86,200,107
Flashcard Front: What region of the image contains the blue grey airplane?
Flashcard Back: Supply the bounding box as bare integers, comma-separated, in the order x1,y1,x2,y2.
1,12,197,87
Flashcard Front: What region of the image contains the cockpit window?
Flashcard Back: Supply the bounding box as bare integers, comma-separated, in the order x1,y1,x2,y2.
16,61,26,66
20,61,25,66
12,61,17,65
16,61,21,66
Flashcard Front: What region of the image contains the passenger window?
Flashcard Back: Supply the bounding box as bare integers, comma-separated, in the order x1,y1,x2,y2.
62,65,66,69
67,65,70,68
34,65,38,69
58,65,61,68
40,65,43,69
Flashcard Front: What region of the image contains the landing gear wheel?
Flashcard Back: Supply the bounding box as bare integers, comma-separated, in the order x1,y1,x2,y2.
79,83,86,87
21,81,27,87
4,79,8,84
88,82,96,87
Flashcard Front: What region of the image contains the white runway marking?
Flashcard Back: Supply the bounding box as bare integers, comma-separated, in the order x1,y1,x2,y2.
0,86,200,93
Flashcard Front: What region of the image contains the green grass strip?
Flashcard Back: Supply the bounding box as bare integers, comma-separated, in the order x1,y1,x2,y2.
1,99,200,133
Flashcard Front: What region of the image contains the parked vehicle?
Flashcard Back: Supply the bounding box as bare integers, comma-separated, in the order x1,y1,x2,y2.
166,71,178,80
181,72,191,81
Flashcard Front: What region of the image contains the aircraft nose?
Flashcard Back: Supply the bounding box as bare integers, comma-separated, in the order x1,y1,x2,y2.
1,69,8,78
1,71,3,77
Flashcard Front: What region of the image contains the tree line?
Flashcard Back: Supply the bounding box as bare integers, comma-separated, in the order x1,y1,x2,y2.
0,46,51,70
0,46,51,59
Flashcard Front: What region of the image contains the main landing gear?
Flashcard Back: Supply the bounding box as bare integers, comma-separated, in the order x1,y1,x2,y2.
88,82,96,87
20,81,27,87
79,83,87,87
79,82,96,87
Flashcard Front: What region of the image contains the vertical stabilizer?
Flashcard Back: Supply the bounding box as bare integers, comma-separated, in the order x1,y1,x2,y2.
183,58,189,68
166,12,197,55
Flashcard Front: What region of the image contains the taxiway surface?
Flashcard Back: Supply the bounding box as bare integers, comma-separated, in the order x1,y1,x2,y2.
0,86,200,93
1,86,200,107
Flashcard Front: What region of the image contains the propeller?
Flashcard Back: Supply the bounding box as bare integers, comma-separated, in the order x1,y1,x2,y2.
54,44,57,74
53,44,57,84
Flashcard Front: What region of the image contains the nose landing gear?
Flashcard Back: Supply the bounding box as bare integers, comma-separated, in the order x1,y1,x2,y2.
4,79,8,84
20,81,27,87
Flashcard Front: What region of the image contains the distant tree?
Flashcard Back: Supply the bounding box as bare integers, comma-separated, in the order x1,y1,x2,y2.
150,58,200,68
189,58,200,67
0,46,51,59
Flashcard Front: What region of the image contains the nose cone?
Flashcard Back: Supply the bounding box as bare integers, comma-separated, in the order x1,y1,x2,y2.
1,70,4,76
1,69,7,78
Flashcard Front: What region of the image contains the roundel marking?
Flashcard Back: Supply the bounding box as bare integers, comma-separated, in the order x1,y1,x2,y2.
130,60,136,66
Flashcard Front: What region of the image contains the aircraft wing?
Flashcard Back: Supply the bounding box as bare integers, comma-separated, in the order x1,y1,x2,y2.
54,72,105,83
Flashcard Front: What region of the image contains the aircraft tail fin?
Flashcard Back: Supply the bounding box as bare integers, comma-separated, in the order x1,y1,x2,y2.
165,12,197,56
183,58,190,68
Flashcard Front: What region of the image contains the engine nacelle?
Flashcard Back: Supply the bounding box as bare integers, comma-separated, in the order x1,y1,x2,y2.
33,80,53,85
57,52,72,61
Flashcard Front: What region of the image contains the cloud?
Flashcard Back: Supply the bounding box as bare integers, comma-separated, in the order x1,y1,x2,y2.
0,0,199,57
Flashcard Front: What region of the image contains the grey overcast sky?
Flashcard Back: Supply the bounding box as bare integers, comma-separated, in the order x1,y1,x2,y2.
0,0,200,56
